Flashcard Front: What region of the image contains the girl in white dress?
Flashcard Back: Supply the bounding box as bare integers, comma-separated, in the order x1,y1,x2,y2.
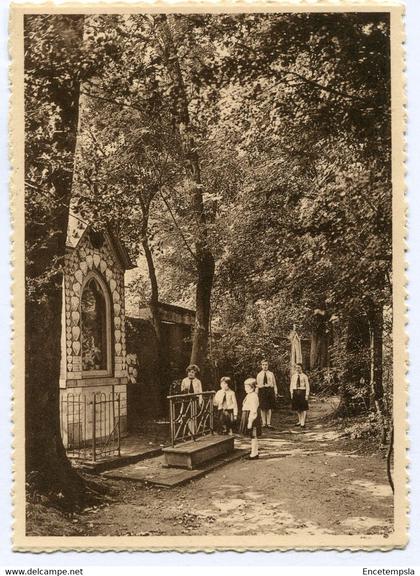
213,376,238,435
239,378,262,460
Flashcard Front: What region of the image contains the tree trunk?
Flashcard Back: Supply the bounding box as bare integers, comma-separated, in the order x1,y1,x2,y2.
142,237,162,344
310,311,329,370
387,425,394,493
368,302,384,405
24,15,88,508
156,15,216,373
26,277,86,506
368,301,387,443
333,317,353,416
191,249,215,368
141,235,171,414
310,331,320,370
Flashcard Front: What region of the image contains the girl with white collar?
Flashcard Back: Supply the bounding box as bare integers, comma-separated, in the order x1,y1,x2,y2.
239,377,262,460
213,376,238,435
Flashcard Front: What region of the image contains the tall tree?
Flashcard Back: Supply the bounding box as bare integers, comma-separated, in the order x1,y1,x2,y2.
154,15,215,368
74,96,189,402
78,14,225,372
201,12,391,413
75,13,392,402
25,15,88,506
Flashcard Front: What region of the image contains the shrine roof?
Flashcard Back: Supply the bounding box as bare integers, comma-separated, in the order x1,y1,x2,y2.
66,212,87,249
66,212,135,270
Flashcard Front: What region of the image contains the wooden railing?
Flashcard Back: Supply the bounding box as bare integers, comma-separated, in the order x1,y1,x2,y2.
167,391,215,447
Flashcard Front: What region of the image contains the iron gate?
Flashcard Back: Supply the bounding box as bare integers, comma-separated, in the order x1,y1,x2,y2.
60,391,121,462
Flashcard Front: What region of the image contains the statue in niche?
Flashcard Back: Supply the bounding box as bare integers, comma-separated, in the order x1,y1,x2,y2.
81,278,108,371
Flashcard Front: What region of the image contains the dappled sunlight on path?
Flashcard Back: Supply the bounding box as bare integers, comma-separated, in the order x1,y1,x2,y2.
35,397,393,538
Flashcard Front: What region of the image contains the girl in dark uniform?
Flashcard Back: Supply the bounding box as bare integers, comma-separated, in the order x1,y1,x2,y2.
256,360,278,428
290,363,310,428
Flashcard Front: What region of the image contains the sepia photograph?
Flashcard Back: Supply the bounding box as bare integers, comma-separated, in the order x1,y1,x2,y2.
11,3,406,551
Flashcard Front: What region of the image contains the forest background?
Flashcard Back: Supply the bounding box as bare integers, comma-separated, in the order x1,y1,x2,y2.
24,12,392,506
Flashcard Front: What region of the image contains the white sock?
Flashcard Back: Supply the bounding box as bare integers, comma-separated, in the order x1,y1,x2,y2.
251,437,258,457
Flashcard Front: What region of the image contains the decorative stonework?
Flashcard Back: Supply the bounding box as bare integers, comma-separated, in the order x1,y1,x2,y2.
61,229,129,383
126,353,138,384
60,223,134,446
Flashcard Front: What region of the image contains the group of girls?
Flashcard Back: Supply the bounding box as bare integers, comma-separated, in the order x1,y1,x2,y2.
213,376,261,459
181,361,310,461
182,365,261,460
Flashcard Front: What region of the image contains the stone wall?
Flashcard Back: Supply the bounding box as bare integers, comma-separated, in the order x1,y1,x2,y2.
125,317,192,425
125,318,160,427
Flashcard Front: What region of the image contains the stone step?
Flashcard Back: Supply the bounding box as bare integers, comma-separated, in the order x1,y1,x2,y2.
74,446,162,474
102,448,247,488
162,434,235,469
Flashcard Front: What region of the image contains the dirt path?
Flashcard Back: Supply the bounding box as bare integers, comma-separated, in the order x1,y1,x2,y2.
27,397,393,538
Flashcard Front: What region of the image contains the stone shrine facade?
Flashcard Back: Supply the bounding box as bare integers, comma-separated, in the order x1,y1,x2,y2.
59,216,134,448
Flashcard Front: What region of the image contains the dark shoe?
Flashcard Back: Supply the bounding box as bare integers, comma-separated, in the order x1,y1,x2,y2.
267,424,275,429
300,423,306,429
295,423,301,427
247,454,259,460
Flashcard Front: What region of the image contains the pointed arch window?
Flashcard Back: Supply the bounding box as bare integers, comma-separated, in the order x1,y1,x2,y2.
81,275,112,375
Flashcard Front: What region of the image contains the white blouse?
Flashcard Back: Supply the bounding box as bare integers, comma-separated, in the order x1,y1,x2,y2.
180,377,203,405
181,377,203,395
256,370,278,394
242,391,259,413
213,388,238,417
290,372,310,397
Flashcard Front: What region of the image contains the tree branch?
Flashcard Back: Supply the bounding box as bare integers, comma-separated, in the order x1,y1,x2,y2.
80,90,145,114
210,24,367,105
159,186,197,262
279,69,363,103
